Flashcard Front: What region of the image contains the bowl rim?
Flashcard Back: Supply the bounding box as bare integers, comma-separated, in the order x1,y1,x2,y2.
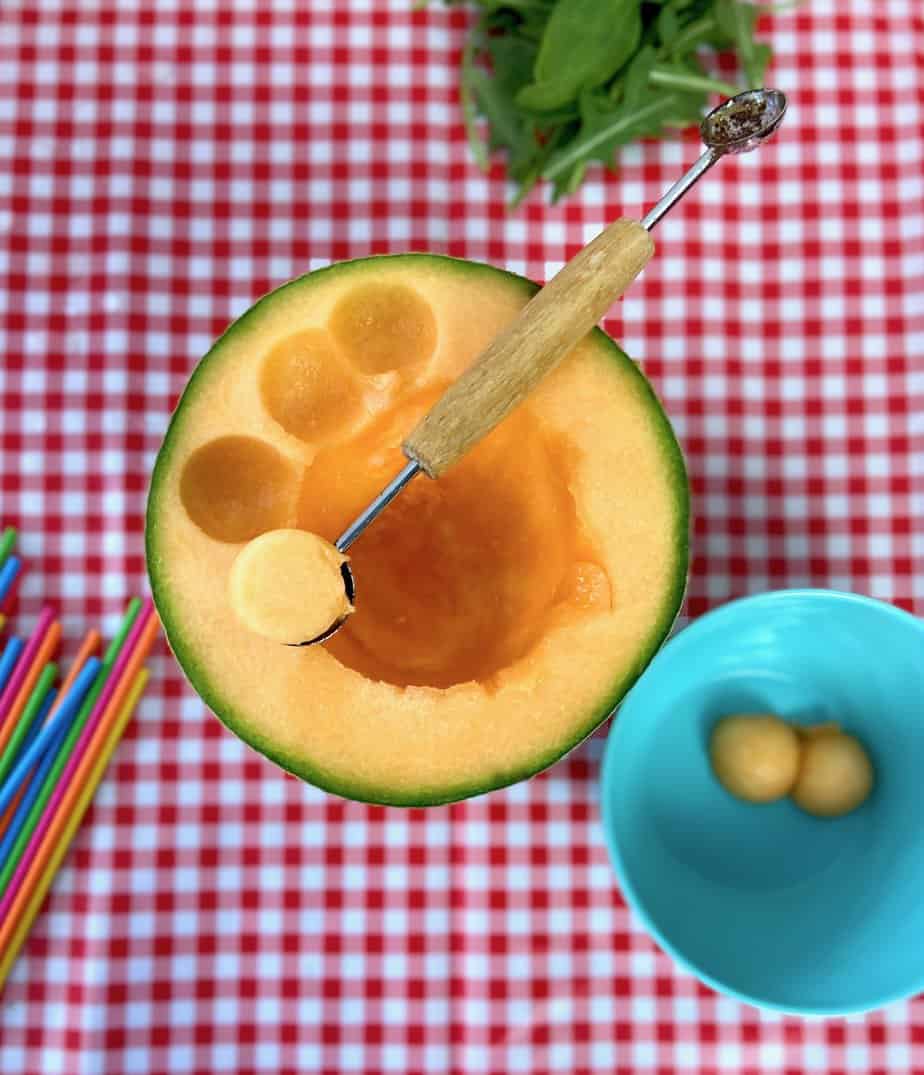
599,587,924,1017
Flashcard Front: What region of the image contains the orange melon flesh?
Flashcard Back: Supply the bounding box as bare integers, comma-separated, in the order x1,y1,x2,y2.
228,529,352,646
299,385,581,688
146,254,688,805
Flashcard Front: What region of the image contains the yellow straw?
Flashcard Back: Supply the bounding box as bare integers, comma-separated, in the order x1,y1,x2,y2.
0,668,148,991
0,615,6,633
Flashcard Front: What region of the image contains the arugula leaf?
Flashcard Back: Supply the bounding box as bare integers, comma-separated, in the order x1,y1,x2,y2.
515,120,578,203
713,0,766,85
467,65,539,173
623,44,658,108
460,29,491,169
748,41,772,86
543,93,678,181
648,62,739,98
656,4,681,47
516,0,642,110
485,28,539,94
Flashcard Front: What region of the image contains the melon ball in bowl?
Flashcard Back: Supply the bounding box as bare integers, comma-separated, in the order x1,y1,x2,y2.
709,713,802,803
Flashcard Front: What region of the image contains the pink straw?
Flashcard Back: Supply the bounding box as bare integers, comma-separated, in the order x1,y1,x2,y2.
0,607,54,733
0,599,153,921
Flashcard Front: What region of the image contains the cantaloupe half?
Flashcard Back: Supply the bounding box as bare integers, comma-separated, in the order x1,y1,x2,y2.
146,254,688,805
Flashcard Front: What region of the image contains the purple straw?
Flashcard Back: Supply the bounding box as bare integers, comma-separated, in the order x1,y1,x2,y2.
0,599,153,921
0,607,55,731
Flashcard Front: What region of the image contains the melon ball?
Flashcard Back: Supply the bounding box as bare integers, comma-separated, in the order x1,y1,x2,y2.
710,714,802,803
791,731,874,818
229,529,352,645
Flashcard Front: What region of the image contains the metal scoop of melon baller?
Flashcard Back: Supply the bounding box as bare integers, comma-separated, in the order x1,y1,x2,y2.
303,89,787,646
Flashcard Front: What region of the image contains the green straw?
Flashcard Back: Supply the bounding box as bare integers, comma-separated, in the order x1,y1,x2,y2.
0,663,57,787
0,598,141,896
0,529,16,573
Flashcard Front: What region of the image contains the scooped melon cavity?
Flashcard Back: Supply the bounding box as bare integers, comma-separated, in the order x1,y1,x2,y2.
229,529,351,645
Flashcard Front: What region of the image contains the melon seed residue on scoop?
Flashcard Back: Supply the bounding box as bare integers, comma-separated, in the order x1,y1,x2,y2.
229,529,352,646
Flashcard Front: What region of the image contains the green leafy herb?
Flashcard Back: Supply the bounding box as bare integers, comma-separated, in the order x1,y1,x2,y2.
441,0,776,203
515,0,642,111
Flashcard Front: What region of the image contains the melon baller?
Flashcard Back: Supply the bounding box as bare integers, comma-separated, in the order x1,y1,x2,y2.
305,89,787,646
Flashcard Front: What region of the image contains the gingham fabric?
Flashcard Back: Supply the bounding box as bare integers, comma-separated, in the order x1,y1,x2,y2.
1,1,922,1072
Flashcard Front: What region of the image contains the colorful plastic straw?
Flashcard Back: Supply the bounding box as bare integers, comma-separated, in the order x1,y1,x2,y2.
0,667,149,989
0,691,59,869
0,609,156,922
0,531,13,645
12,700,45,766
0,638,24,697
0,529,15,571
0,609,55,734
0,658,100,817
0,630,101,843
0,615,61,758
8,696,45,774
0,663,57,788
0,599,142,895
0,556,21,607
39,631,101,730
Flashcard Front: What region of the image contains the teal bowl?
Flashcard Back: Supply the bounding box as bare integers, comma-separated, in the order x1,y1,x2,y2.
600,589,924,1015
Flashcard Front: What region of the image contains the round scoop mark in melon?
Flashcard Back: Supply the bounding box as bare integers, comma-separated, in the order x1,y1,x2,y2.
147,254,689,805
179,436,298,543
260,329,364,443
229,529,352,645
329,282,437,376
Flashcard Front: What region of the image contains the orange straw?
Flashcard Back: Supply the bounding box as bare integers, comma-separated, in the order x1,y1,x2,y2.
0,621,61,758
0,613,158,963
0,668,148,990
0,630,101,843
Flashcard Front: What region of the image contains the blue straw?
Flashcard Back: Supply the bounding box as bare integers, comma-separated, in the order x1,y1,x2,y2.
0,556,21,606
0,657,101,816
0,638,24,696
11,688,51,767
0,690,59,871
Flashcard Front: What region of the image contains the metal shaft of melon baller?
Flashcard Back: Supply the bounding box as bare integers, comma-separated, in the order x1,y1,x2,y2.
311,89,788,644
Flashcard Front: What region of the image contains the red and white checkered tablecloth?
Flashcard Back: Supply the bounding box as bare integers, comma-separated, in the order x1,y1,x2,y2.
1,0,923,1071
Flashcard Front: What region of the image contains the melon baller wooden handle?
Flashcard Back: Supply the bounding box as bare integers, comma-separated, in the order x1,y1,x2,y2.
403,219,654,478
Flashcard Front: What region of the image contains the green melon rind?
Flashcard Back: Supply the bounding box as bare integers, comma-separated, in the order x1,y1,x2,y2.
146,253,689,806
